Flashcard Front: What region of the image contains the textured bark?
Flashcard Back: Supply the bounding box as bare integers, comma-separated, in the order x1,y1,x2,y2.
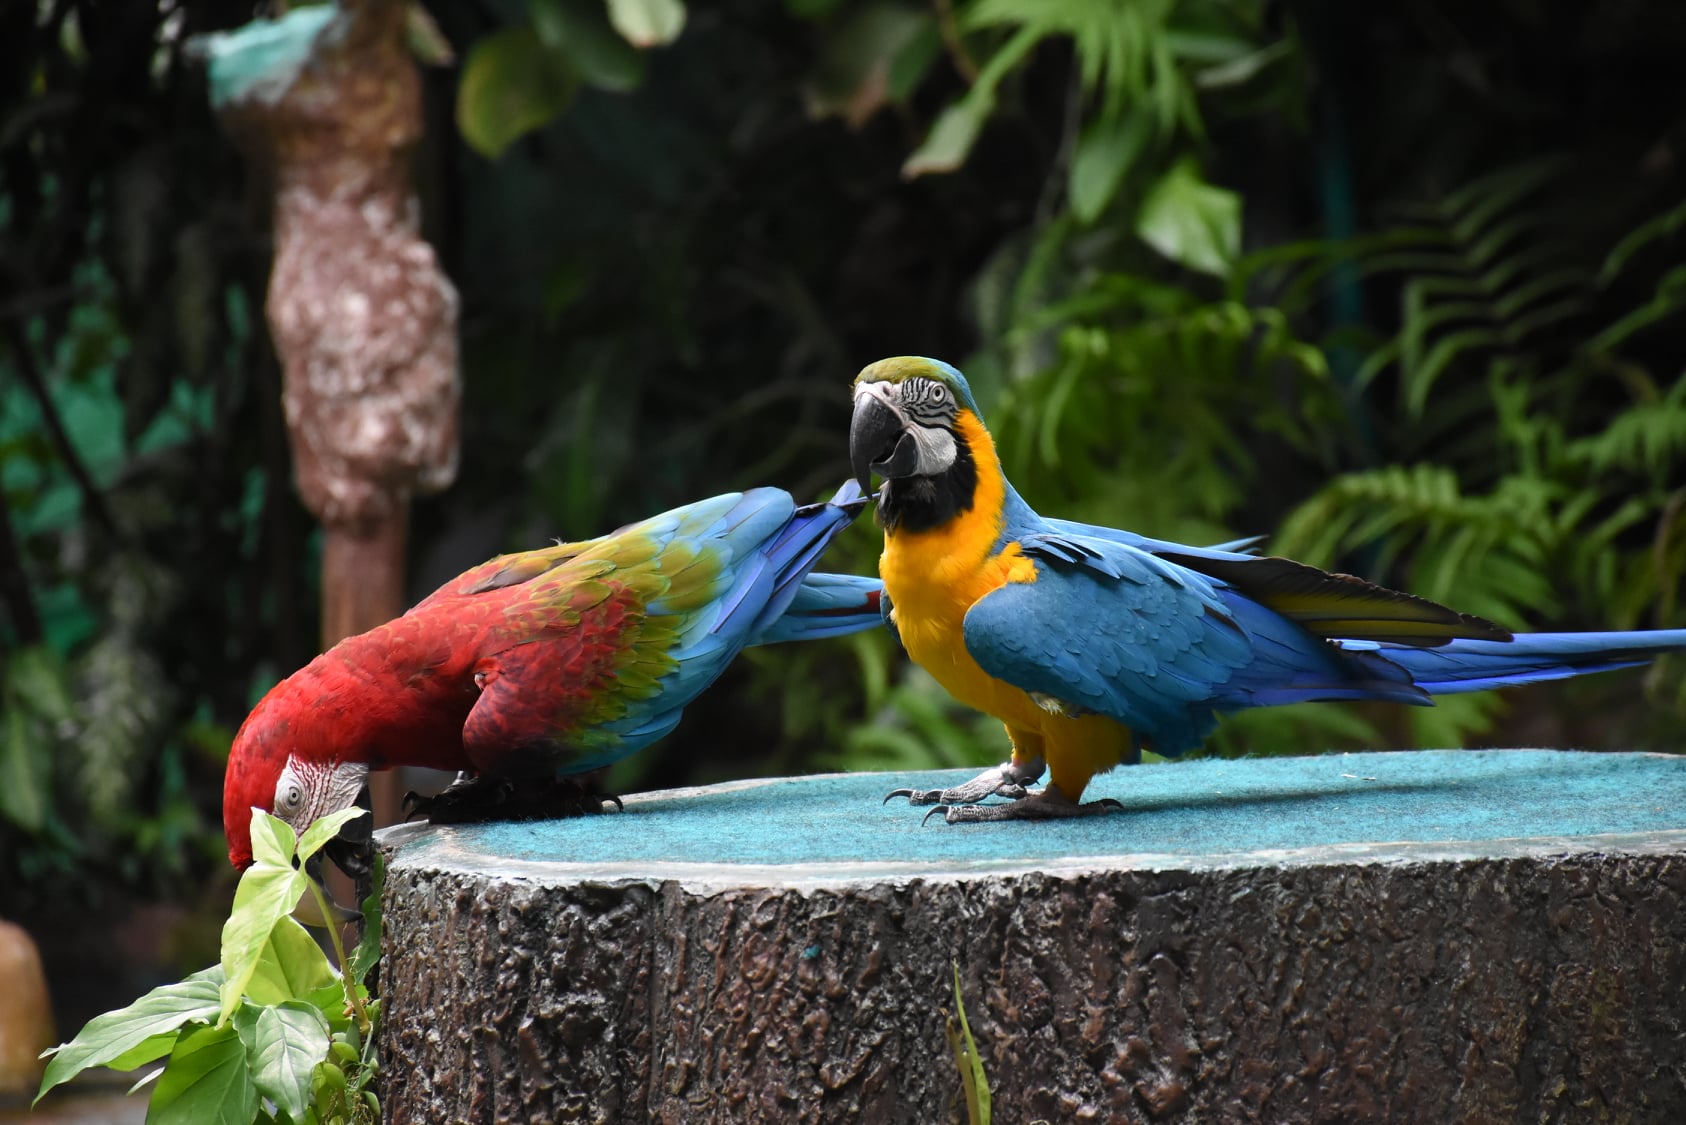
214,0,459,536
380,848,1686,1123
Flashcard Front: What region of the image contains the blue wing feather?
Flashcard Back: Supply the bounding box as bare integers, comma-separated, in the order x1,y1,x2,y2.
965,529,1433,757
584,482,873,763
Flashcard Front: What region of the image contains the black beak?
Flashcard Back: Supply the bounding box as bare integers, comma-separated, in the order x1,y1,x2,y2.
298,849,363,927
850,391,920,490
321,808,374,881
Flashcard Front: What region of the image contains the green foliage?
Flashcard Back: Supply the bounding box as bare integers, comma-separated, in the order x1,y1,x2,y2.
946,961,990,1125
38,810,381,1125
456,0,689,157
457,24,583,158
1271,169,1686,635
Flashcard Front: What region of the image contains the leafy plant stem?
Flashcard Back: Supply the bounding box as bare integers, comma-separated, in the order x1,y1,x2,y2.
310,880,372,1038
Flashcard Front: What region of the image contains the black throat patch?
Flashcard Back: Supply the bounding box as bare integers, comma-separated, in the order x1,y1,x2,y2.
876,430,978,535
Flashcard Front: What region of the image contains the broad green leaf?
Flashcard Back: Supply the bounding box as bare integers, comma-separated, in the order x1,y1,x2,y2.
348,855,386,987
295,806,367,864
105,1034,177,1073
36,969,223,1102
147,1023,258,1125
456,24,580,159
245,917,335,1007
902,97,990,178
247,808,297,871
239,1002,329,1124
1068,112,1149,224
1136,157,1240,277
301,982,354,1037
220,812,309,1023
606,0,686,47
533,0,645,92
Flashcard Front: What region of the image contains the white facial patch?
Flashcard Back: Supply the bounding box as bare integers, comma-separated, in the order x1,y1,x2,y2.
275,758,370,834
910,423,957,476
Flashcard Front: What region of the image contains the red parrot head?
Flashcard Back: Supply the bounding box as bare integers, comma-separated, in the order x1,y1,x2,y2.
223,680,371,871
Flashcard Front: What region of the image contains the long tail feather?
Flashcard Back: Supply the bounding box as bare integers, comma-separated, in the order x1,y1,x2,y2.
752,573,883,644
1340,630,1686,695
716,480,870,643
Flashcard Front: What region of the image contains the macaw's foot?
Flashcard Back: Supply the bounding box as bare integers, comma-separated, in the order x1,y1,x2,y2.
884,758,1046,807
920,785,1121,825
403,773,623,825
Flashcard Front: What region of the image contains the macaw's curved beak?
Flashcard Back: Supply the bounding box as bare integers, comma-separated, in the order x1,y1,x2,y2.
850,388,919,491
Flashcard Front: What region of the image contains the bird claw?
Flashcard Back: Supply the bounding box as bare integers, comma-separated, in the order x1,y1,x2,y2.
405,774,623,825
919,791,1123,824
884,761,1043,807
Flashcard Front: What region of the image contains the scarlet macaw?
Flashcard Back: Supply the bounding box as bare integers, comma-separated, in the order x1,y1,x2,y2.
222,482,879,870
848,356,1686,821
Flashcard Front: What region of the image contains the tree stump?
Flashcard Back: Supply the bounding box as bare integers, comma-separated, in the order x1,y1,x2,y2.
377,750,1686,1123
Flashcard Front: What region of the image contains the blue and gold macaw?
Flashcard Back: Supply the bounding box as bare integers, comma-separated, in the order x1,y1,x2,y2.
848,356,1686,821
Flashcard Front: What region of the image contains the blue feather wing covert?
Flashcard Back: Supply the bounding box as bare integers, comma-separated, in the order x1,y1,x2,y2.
961,532,1255,755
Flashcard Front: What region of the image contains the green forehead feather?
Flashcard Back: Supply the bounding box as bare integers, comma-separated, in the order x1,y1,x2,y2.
853,355,980,414
855,356,944,385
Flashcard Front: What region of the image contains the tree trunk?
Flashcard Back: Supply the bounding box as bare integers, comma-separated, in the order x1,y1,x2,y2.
377,751,1686,1123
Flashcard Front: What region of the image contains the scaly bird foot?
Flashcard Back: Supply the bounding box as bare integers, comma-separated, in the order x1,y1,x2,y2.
403,773,623,825
884,759,1046,807
920,785,1122,825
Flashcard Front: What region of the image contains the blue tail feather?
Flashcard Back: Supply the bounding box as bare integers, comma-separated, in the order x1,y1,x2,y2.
1341,629,1686,695
753,573,883,644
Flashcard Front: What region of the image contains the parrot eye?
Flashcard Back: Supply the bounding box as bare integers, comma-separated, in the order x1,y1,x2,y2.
930,384,946,402
275,775,306,817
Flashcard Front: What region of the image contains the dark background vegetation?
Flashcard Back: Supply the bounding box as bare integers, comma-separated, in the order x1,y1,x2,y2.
3,0,1683,1024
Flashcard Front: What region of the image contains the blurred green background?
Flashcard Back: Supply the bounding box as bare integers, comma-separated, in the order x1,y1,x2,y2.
3,0,1684,1024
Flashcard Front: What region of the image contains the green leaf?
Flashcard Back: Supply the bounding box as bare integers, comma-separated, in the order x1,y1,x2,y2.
1135,157,1240,277
105,1034,179,1073
147,1023,258,1125
1,705,50,831
238,1001,329,1124
1068,112,1149,224
533,0,646,92
220,812,309,1023
456,24,580,159
295,807,367,865
245,917,335,1007
301,981,354,1038
805,2,933,125
606,0,686,47
947,961,990,1125
348,855,386,987
0,647,74,832
405,2,456,66
36,968,224,1102
902,96,990,178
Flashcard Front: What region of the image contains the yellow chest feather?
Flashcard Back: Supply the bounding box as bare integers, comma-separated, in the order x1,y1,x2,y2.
879,510,1044,727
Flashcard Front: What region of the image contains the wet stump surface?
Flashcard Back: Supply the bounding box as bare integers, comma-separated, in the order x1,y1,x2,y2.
377,750,1686,1123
